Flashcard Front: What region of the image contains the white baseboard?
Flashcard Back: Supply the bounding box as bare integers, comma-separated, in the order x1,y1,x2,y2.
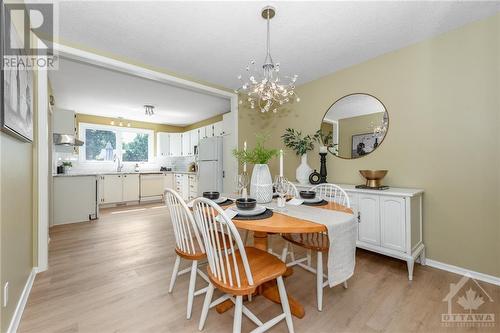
426,259,500,286
6,267,38,333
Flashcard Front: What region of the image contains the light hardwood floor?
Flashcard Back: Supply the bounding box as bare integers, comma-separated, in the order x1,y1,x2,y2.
19,204,499,333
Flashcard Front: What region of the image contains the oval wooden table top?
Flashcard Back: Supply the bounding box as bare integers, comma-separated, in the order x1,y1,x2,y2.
231,201,353,234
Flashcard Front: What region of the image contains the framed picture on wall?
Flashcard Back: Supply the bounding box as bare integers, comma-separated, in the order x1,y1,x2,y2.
351,132,384,158
0,2,34,143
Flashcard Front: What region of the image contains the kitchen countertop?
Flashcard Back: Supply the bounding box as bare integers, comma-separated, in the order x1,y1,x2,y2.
53,170,197,177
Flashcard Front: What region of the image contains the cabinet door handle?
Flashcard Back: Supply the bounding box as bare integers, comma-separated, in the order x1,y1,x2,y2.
357,212,361,223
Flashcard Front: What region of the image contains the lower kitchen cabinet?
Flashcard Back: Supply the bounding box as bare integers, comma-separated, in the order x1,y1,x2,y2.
122,174,140,201
101,174,123,204
163,172,174,190
99,174,139,204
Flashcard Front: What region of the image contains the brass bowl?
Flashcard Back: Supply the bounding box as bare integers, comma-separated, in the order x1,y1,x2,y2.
359,170,388,188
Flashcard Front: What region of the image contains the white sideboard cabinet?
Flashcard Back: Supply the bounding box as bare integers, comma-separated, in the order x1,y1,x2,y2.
295,183,425,280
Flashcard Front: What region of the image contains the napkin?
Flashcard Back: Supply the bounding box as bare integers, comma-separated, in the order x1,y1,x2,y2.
216,207,238,222
286,198,304,206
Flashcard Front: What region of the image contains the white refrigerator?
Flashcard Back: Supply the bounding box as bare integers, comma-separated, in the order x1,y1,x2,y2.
198,136,223,194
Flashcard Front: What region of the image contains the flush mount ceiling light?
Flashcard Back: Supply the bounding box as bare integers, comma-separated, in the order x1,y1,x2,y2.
236,6,299,113
144,105,155,116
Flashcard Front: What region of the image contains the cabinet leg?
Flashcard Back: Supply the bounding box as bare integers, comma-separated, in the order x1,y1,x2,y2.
419,248,426,266
406,258,414,281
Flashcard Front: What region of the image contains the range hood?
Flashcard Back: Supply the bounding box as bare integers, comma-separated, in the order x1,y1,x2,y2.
53,133,84,146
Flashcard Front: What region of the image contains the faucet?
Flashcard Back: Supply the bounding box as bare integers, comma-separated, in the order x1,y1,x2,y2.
114,155,123,172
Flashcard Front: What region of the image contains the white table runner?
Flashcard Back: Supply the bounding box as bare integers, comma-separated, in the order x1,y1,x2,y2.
265,202,357,288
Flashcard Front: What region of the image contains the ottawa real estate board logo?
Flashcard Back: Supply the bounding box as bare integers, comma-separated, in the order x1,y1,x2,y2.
441,275,495,328
1,1,58,70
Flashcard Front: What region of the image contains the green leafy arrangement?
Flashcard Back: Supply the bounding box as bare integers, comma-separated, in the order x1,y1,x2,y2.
62,161,72,167
281,128,321,156
232,134,279,164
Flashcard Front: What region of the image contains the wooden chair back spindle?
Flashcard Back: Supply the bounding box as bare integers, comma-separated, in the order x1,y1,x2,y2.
164,189,204,256
192,198,254,288
311,183,351,208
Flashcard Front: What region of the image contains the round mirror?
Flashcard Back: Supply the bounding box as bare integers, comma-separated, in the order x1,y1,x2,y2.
320,93,389,159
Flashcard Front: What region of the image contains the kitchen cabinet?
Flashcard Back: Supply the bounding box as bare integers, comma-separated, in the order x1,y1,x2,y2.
53,175,98,225
213,121,223,136
163,173,174,190
188,174,198,200
175,173,190,201
100,174,140,204
181,133,191,156
101,174,124,204
222,112,233,135
53,109,76,153
294,183,424,281
157,132,170,157
169,133,182,156
190,129,199,155
201,124,214,139
122,174,140,202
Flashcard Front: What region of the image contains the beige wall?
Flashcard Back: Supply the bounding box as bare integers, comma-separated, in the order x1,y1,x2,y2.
0,9,36,330
239,14,500,277
338,112,385,157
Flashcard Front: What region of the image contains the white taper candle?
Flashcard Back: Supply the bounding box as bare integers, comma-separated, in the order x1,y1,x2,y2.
243,141,247,172
279,149,283,177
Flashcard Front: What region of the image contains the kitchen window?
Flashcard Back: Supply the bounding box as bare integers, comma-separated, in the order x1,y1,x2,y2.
79,123,153,163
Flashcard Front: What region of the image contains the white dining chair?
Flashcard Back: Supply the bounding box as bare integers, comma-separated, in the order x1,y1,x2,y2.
192,197,294,333
165,188,210,319
281,183,351,311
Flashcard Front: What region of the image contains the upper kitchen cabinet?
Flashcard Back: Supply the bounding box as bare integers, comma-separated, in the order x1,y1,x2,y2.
157,132,170,157
169,133,182,156
222,112,233,135
213,121,223,136
53,109,77,153
201,124,214,139
190,129,199,155
53,109,76,134
181,132,191,156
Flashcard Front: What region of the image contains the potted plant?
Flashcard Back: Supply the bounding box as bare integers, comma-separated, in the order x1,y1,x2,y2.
281,128,321,184
317,129,338,155
62,161,72,174
233,134,278,203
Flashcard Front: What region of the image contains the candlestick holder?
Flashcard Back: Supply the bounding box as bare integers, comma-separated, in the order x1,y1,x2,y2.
319,152,328,183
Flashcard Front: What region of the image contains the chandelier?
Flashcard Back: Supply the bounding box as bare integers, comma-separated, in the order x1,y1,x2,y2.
144,105,155,116
237,6,299,113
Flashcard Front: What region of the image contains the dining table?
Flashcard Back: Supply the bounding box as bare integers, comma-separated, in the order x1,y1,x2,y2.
215,197,353,319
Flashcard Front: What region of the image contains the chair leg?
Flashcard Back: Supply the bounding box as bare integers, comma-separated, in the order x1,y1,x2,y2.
316,251,323,311
198,283,214,331
276,276,294,333
244,230,249,245
169,255,181,293
281,243,288,262
343,280,348,289
187,260,198,319
307,249,312,267
233,296,243,333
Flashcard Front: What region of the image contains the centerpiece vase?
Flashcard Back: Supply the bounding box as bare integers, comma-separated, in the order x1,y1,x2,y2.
296,154,312,185
250,164,273,203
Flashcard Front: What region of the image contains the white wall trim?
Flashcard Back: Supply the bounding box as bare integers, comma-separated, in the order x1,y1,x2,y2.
6,268,38,333
37,38,49,272
426,259,500,287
